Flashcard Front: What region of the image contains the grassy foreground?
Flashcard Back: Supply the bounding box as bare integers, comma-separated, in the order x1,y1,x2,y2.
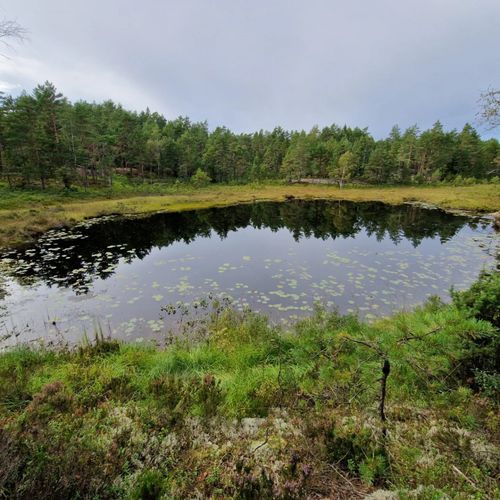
1,181,499,248
0,274,498,498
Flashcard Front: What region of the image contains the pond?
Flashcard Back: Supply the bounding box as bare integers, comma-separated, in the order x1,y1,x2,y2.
0,200,497,346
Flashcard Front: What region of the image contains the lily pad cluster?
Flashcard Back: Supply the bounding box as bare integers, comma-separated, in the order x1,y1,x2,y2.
0,201,497,346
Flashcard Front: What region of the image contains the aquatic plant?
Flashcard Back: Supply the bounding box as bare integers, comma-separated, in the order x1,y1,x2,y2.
0,273,498,497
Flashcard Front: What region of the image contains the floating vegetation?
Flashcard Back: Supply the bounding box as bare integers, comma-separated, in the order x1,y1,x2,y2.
0,200,497,345
218,263,238,273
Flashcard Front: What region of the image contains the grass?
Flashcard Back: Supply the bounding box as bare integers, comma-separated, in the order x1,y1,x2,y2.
0,177,499,496
0,274,499,498
1,179,499,248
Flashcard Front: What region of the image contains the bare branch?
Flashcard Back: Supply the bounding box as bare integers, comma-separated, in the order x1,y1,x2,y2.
0,18,28,55
451,464,479,490
477,87,500,130
396,326,443,345
343,335,385,357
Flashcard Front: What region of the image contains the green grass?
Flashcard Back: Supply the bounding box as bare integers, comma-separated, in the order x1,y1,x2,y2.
1,273,499,498
0,177,202,210
1,179,499,248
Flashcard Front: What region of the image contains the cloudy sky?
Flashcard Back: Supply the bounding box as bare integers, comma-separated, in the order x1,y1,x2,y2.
1,0,499,138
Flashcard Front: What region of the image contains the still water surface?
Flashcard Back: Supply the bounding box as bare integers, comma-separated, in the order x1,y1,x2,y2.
0,200,497,345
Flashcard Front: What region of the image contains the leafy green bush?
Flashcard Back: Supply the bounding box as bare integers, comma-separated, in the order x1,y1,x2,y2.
190,168,211,187
130,470,167,500
474,370,500,400
452,272,500,328
452,272,500,397
327,418,388,486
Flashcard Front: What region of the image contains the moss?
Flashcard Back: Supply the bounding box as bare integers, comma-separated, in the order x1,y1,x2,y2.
0,282,498,497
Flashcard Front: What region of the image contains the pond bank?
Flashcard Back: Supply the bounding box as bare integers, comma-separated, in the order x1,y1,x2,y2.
0,273,499,498
3,199,495,344
1,183,499,249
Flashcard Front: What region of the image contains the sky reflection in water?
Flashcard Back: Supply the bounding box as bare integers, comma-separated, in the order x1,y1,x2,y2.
0,200,497,346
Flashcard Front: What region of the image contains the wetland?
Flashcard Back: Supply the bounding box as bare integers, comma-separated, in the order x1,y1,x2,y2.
0,199,497,346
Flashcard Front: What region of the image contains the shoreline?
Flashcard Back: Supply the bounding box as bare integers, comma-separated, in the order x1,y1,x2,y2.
0,274,498,498
1,183,499,249
0,184,498,497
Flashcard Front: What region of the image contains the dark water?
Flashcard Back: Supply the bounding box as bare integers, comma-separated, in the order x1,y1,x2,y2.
0,200,497,346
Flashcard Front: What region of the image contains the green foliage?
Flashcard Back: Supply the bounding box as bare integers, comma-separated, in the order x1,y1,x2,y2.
329,150,357,186
2,83,497,189
0,348,56,412
328,419,388,485
129,470,167,500
451,272,500,399
280,132,311,180
474,370,500,400
452,272,500,328
0,275,498,497
190,167,211,187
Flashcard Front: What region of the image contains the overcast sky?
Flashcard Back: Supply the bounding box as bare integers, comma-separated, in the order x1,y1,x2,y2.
1,0,499,138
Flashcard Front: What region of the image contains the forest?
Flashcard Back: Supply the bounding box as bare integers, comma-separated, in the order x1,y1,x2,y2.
1,82,499,189
1,4,500,496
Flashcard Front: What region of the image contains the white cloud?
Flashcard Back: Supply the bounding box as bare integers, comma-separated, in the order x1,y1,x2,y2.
0,79,21,93
0,0,499,137
0,55,167,113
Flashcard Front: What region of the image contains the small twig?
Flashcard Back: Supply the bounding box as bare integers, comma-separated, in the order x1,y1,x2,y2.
451,464,478,490
251,427,270,454
342,336,390,439
347,383,368,405
405,357,434,380
440,360,465,384
328,463,357,490
396,326,443,345
379,358,390,439
343,335,385,357
0,18,28,58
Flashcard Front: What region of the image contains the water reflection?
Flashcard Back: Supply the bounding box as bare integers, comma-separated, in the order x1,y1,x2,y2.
0,201,486,294
0,200,496,345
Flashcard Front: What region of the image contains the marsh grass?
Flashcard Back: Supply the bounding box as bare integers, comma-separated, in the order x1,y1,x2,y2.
1,180,499,248
0,274,498,497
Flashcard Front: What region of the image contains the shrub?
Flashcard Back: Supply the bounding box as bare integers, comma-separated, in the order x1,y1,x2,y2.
193,373,224,418
130,469,167,500
27,381,74,419
452,272,500,395
452,272,500,328
190,168,211,188
327,418,388,486
149,374,191,414
474,371,500,401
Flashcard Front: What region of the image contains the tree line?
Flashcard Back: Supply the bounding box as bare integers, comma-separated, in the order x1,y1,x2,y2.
0,81,499,189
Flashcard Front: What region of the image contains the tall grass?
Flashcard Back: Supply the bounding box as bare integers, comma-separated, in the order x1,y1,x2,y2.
0,274,498,497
